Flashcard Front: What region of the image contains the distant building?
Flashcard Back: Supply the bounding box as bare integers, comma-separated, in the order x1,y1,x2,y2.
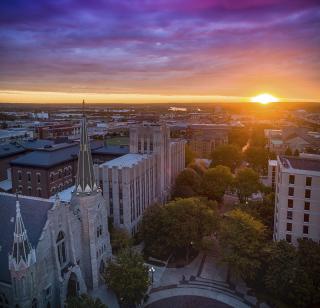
187,124,229,158
98,124,185,235
267,160,278,190
0,114,111,307
273,155,320,245
0,129,33,144
10,141,126,198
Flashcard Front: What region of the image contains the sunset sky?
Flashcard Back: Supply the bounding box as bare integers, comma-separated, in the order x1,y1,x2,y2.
0,0,319,103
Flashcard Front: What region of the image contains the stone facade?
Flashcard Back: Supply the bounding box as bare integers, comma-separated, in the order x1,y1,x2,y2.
0,114,112,308
98,124,186,234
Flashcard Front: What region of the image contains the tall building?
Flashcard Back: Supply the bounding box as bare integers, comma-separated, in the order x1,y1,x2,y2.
0,114,111,307
273,155,320,245
98,124,185,235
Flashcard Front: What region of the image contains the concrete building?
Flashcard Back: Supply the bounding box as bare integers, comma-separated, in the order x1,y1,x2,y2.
273,155,320,245
98,124,185,234
187,124,229,158
0,113,112,308
267,160,278,190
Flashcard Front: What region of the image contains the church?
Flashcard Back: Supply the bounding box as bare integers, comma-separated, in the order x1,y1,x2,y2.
0,113,112,307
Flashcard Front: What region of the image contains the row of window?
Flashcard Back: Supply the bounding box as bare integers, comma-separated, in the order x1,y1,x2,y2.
287,211,309,222
288,187,311,198
17,171,41,184
288,199,311,211
17,185,42,197
286,223,309,234
289,175,312,186
50,166,72,182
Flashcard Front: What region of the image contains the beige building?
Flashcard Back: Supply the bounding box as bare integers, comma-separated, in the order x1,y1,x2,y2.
274,155,320,245
98,124,185,234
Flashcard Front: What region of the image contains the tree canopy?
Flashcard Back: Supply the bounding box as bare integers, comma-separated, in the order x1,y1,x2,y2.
104,249,150,306
202,165,233,201
244,146,269,174
140,198,219,259
172,168,202,198
218,209,267,281
185,144,196,165
211,144,242,172
234,168,261,202
110,227,132,255
66,294,107,308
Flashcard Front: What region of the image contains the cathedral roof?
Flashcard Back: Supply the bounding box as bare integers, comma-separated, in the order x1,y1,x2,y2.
75,111,97,194
0,193,53,284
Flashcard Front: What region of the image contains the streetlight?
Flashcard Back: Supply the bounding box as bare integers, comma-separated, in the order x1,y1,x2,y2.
149,267,155,283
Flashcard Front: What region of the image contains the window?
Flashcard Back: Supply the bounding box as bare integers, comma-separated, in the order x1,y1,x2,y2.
305,189,311,199
286,223,292,231
28,187,32,196
27,172,31,182
50,173,54,182
304,214,309,223
58,170,62,178
288,187,294,196
36,173,41,184
289,175,295,184
56,231,66,266
18,185,23,193
306,177,312,187
96,225,102,238
288,199,293,208
32,298,38,308
304,202,310,211
0,292,10,308
303,225,309,234
286,234,292,243
287,211,293,220
18,171,22,181
37,188,42,197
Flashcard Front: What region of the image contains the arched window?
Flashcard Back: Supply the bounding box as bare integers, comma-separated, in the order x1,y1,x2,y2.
32,298,38,308
56,231,66,266
96,215,103,238
0,293,10,308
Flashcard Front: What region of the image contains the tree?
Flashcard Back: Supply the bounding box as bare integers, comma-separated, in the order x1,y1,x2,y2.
285,147,292,155
228,128,250,148
264,241,312,307
110,227,132,255
188,161,207,176
219,209,266,282
202,165,233,201
185,144,196,166
66,294,107,308
234,168,260,202
294,149,300,156
140,198,219,260
244,146,268,174
104,249,150,306
172,168,202,198
211,144,242,172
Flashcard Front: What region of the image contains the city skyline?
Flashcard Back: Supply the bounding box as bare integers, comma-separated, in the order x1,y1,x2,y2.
1,0,320,103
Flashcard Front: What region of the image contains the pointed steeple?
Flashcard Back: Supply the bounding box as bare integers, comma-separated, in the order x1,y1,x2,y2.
75,100,97,194
9,195,36,275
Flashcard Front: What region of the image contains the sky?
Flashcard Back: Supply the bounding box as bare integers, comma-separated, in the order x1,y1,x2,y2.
0,0,320,103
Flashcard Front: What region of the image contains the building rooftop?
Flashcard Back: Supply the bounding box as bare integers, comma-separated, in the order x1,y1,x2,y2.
0,193,53,284
279,155,320,172
92,145,129,155
101,153,150,169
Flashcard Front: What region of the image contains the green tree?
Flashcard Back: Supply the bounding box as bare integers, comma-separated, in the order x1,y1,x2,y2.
234,168,260,202
264,241,312,307
141,198,219,260
202,165,233,201
104,249,150,306
219,209,266,281
285,147,292,155
211,144,242,172
66,294,107,308
244,146,268,174
110,227,132,255
172,168,202,198
185,144,196,165
228,128,250,148
188,161,207,176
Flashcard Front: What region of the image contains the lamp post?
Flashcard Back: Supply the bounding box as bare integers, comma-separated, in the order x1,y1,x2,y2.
149,267,155,284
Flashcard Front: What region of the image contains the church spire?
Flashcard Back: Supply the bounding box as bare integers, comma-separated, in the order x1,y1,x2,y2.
75,100,97,194
9,195,36,274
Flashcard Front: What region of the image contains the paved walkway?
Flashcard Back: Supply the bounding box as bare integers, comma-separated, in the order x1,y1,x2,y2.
144,240,265,308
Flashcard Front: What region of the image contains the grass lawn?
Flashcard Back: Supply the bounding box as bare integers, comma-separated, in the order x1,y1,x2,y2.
106,136,129,146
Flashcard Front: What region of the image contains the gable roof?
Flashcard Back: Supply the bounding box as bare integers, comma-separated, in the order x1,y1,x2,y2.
0,193,53,284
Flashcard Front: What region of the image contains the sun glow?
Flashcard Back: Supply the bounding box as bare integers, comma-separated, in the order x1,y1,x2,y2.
251,93,278,105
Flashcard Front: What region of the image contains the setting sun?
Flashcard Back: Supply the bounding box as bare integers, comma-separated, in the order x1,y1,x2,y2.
251,93,279,105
